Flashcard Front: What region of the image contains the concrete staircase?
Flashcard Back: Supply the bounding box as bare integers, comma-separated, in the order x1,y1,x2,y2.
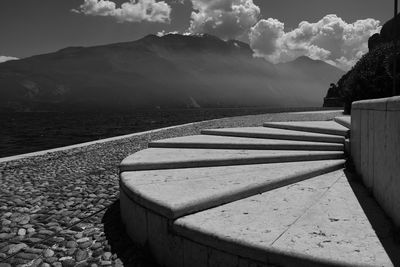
119,116,398,267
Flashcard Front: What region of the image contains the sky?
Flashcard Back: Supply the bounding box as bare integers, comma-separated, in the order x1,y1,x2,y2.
0,0,394,70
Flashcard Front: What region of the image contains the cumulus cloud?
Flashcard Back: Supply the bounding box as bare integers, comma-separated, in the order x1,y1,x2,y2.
73,0,171,23
188,0,260,40
249,14,381,70
0,56,19,63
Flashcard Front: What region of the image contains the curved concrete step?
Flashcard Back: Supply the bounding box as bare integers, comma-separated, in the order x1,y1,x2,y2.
120,160,345,219
201,127,345,144
263,121,349,137
119,148,344,172
119,120,396,267
173,170,395,267
334,116,351,129
149,135,344,151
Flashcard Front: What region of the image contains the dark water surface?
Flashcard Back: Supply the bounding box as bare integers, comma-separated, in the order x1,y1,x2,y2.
0,107,328,158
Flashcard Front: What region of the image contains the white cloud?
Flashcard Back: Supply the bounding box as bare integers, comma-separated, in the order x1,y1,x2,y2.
156,30,179,36
0,56,19,63
248,18,285,56
188,0,260,40
249,14,381,70
73,0,171,23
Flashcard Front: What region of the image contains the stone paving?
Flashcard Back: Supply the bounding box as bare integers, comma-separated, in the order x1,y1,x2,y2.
0,110,343,267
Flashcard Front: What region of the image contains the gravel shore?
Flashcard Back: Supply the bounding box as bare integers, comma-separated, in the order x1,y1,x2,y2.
0,110,343,267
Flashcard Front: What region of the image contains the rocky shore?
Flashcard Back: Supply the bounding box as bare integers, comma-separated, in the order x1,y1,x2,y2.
0,110,342,267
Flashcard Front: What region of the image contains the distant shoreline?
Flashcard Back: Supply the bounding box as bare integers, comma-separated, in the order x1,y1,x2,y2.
0,106,343,114
0,107,343,159
0,120,210,163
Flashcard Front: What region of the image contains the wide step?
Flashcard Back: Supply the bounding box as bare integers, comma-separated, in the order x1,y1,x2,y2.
202,127,345,144
119,148,344,172
119,119,398,267
120,160,345,218
149,135,343,151
334,116,351,129
263,121,349,137
174,170,395,266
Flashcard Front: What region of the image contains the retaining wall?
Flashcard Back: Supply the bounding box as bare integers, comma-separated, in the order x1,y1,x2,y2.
351,96,400,226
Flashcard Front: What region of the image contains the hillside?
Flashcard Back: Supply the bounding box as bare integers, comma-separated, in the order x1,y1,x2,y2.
0,34,344,112
325,13,400,113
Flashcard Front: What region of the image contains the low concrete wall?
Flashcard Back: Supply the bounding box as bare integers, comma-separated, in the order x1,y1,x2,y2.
119,188,270,267
351,96,400,226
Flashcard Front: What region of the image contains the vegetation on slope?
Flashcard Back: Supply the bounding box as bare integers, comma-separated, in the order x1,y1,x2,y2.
325,14,400,114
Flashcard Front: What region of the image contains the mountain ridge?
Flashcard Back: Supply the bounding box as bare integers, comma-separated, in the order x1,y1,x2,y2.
0,34,344,112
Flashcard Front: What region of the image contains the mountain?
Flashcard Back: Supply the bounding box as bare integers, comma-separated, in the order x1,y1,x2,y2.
0,34,344,112
325,14,399,113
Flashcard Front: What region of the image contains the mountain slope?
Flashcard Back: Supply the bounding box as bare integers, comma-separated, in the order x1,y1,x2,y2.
326,13,399,113
0,34,344,112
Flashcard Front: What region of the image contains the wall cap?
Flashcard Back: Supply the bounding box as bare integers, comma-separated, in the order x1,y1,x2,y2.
352,96,400,111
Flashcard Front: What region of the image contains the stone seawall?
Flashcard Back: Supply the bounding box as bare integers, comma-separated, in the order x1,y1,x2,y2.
351,96,400,226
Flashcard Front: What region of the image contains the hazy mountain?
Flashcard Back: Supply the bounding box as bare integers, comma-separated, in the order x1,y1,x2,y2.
0,34,344,112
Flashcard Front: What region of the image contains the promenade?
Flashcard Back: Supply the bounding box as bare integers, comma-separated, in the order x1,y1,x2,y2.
119,109,400,267
0,110,344,267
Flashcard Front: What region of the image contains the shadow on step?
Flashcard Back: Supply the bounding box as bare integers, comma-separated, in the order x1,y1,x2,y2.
102,200,159,267
346,170,400,266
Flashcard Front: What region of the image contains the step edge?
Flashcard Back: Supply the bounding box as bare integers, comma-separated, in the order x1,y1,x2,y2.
120,160,346,219
119,152,345,172
262,122,349,137
201,129,345,144
334,117,351,129
148,141,344,151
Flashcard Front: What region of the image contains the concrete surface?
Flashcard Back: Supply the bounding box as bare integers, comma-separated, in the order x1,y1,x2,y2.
149,135,343,151
119,148,344,172
285,110,344,115
263,121,349,137
174,170,394,267
350,108,361,174
120,160,345,218
271,173,393,267
334,116,351,129
119,114,400,267
202,127,345,144
351,96,400,226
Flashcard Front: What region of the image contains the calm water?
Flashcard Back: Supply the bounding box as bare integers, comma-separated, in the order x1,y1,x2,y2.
0,107,322,158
